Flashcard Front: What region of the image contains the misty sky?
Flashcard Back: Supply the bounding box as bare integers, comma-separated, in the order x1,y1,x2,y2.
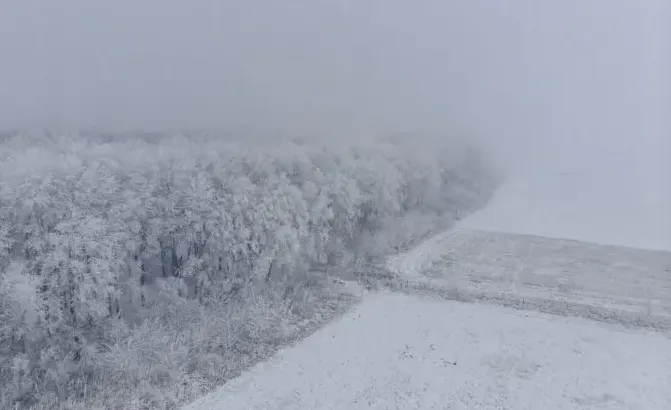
0,0,667,172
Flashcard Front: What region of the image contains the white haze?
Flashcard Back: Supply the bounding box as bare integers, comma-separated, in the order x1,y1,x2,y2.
0,0,668,175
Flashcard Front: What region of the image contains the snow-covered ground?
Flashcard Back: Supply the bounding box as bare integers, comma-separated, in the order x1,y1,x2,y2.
458,170,671,252
185,292,671,410
390,229,671,331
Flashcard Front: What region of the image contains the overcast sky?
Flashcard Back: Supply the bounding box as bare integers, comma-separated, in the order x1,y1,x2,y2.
0,0,667,171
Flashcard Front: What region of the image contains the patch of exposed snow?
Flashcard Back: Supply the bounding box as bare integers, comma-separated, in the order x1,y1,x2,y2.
183,292,671,410
457,172,671,252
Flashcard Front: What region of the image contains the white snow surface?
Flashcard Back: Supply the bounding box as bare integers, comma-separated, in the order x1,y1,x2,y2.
458,169,671,252
184,292,671,410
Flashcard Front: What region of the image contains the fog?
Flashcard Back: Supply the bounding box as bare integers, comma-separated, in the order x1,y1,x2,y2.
0,0,667,173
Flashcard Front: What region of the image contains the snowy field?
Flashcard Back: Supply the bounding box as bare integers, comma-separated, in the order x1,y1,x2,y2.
390,229,671,331
458,170,671,252
185,292,671,410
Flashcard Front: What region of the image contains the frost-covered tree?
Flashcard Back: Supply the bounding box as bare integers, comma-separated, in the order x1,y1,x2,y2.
0,131,495,409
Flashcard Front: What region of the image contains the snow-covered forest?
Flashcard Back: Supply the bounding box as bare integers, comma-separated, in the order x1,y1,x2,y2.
0,131,497,409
